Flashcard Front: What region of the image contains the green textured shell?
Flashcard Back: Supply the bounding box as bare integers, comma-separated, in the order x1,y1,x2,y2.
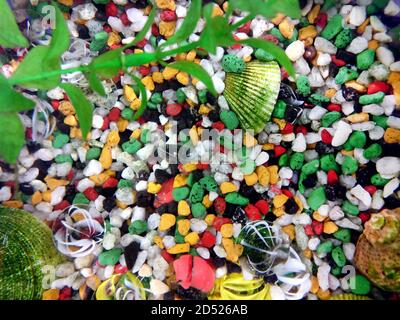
0,206,64,299
224,60,281,134
330,294,371,300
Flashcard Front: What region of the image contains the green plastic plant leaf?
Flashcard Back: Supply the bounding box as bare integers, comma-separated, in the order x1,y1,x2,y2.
124,6,156,49
85,71,106,96
60,83,93,139
239,38,295,78
168,60,217,96
90,48,123,78
130,74,148,121
199,3,218,54
0,74,35,113
229,0,301,19
160,0,202,48
0,113,25,164
0,0,29,48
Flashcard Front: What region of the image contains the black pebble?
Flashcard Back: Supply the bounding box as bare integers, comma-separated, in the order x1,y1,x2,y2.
136,191,154,207
342,87,360,102
124,241,140,270
77,24,90,40
138,170,150,180
19,183,34,195
103,197,116,212
284,197,299,214
302,175,317,189
336,49,356,65
226,261,242,274
315,141,335,154
155,169,172,184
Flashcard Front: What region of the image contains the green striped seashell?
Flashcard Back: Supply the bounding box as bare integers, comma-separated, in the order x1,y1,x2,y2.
224,60,281,134
0,206,65,299
330,294,371,300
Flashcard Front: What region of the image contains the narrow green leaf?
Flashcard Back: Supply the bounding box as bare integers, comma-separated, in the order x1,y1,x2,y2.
0,74,35,113
239,38,295,78
46,5,70,64
160,0,202,48
267,0,301,19
168,60,217,96
130,74,148,121
229,0,301,19
124,6,156,49
10,46,61,89
90,48,123,78
199,3,218,54
0,113,25,164
60,83,93,139
85,72,106,96
0,0,29,48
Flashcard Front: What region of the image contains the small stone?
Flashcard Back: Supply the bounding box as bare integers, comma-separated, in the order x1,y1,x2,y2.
346,37,368,54
349,6,366,26
357,49,375,70
221,54,246,73
150,279,170,296
321,14,343,40
376,47,395,66
307,187,326,210
332,121,352,147
285,40,305,61
98,248,123,266
159,214,176,231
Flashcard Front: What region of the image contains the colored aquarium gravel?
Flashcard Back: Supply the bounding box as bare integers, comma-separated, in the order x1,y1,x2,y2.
0,0,400,301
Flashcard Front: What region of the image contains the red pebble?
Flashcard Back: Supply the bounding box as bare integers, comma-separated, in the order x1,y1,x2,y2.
274,145,286,157
255,199,270,215
83,187,98,201
103,177,118,189
197,163,209,170
238,21,251,33
139,65,151,76
282,189,293,198
304,224,314,236
327,103,342,112
166,103,183,116
359,212,371,224
213,217,232,231
136,38,148,48
151,23,160,37
120,12,131,26
160,10,177,22
105,2,118,17
364,185,377,195
161,250,175,264
295,125,308,135
281,68,289,80
199,231,216,248
190,256,215,292
101,116,110,130
54,200,70,211
51,100,60,110
281,123,294,134
327,170,339,185
315,12,328,28
212,121,225,131
59,287,72,300
312,220,323,235
244,204,262,221
25,128,32,140
103,25,112,33
108,107,121,121
66,170,74,181
321,129,333,144
263,34,279,45
213,197,226,215
367,81,390,94
154,178,174,207
114,264,128,274
331,55,346,67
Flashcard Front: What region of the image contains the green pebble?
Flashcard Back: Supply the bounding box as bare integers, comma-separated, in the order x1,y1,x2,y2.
310,93,330,105
98,248,123,266
359,91,385,105
147,101,157,110
86,147,102,160
269,27,285,42
175,229,186,243
307,187,326,210
334,28,353,49
220,110,239,130
55,154,73,164
192,203,207,218
348,131,367,149
129,220,147,235
342,156,358,175
73,193,89,205
52,133,69,148
90,31,108,52
225,192,249,206
331,266,342,277
278,153,289,167
298,172,307,194
255,48,275,62
199,176,218,192
371,174,390,187
320,14,343,40
121,108,134,121
333,228,351,243
189,182,204,203
351,275,371,295
189,247,200,256
321,111,342,127
140,129,151,144
296,75,311,96
239,159,256,175
373,0,390,9
302,159,320,175
299,17,310,28
332,246,347,267
150,35,157,48
363,143,382,160
342,200,359,216
272,100,287,119
367,4,378,15
150,92,163,104
173,187,191,201
198,89,208,104
176,88,186,103
284,28,298,45
373,115,388,129
317,241,333,254
320,154,340,172
357,49,375,70
335,67,359,85
93,0,110,4
221,54,246,73
290,152,305,170
118,179,132,189
122,139,142,154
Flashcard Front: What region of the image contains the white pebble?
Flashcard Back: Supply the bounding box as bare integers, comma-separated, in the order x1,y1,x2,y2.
291,133,307,152
83,160,103,176
346,37,368,54
314,37,337,54
350,184,371,207
349,6,366,26
383,178,399,198
377,46,395,66
332,121,352,147
317,263,331,291
285,40,305,62
376,157,400,178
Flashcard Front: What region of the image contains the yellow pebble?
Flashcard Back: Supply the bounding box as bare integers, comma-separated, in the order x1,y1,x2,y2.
64,114,77,126
156,0,176,10
271,13,285,25
147,182,162,194
294,196,304,214
272,118,286,130
272,206,285,217
346,112,369,123
198,104,212,115
384,128,400,144
243,132,257,147
123,85,137,102
159,213,176,231
117,118,129,132
176,71,190,85
31,191,42,205
220,182,238,194
311,276,319,294
86,275,102,291
308,4,320,23
2,200,22,208
303,248,313,259
244,173,258,186
282,224,295,240
323,221,339,234
106,130,120,147
45,177,69,190
262,143,274,151
189,126,199,145
107,31,121,46
167,243,190,254
299,25,317,40
58,0,73,7
220,224,234,238
279,18,294,39
345,80,367,93
222,238,241,263
153,235,165,249
159,21,176,38
186,50,196,61
42,289,59,300
162,66,179,80
212,4,224,17
202,194,213,209
130,128,141,140
317,289,331,300
99,145,112,170
152,71,164,84
256,166,270,187
273,194,289,208
141,76,155,91
177,219,190,236
205,214,216,226
178,200,191,217
268,166,279,185
357,17,370,34
42,190,52,203
116,200,129,209
184,232,199,246
325,88,337,99
313,211,327,222
368,39,379,50
130,99,141,111
58,101,75,116
173,174,187,188
90,171,115,186
182,163,198,172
